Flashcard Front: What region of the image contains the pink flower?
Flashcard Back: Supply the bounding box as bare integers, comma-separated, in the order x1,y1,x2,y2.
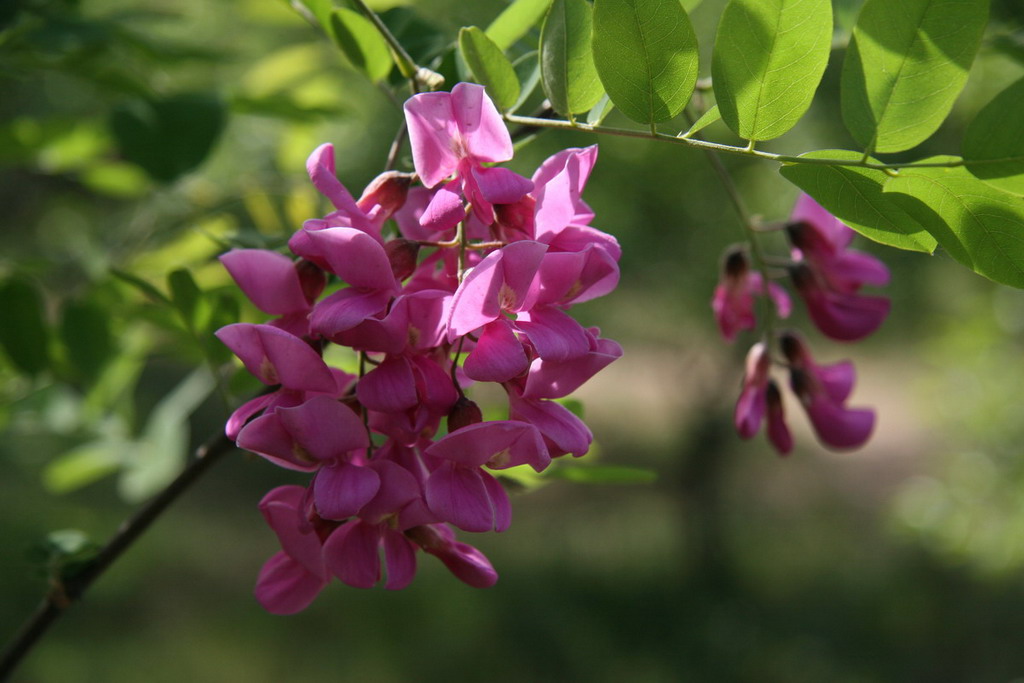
712,247,791,342
780,332,874,450
787,195,890,341
733,342,792,455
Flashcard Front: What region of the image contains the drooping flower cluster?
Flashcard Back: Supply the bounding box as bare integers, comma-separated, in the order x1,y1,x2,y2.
713,194,888,454
216,83,622,613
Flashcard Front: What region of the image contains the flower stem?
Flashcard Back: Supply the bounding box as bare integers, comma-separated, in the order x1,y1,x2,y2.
0,431,236,682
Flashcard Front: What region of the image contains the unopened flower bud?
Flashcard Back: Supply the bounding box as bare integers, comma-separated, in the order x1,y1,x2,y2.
722,245,749,279
296,259,326,302
494,196,536,241
357,171,413,218
447,396,483,433
385,238,420,281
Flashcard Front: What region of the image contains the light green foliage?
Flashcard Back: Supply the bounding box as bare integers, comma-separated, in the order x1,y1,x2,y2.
591,0,699,125
841,0,989,154
0,277,51,377
884,162,1024,288
485,0,551,50
330,8,394,83
458,27,521,111
540,0,605,117
780,150,936,253
963,76,1024,196
712,0,832,141
681,104,720,138
59,300,115,385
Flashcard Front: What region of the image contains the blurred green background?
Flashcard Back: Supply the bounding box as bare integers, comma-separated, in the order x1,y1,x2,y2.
3,0,1024,680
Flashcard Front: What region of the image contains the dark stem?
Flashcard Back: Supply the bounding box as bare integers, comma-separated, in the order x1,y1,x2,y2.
0,431,236,682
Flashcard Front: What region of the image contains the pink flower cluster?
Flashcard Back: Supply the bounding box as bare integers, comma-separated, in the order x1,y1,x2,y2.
713,194,889,454
216,83,621,613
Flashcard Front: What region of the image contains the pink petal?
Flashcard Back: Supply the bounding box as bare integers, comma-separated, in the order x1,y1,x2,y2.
815,360,855,404
463,319,529,382
508,393,592,457
306,144,367,225
313,462,381,520
827,249,891,291
309,287,394,339
426,420,549,471
259,485,326,577
451,82,513,163
766,381,793,455
471,166,533,204
254,551,327,615
356,355,418,413
237,412,319,471
225,392,275,440
804,399,875,450
803,288,890,342
515,306,590,362
431,539,498,588
276,395,369,461
420,179,466,234
383,529,418,590
220,250,308,315
425,462,501,533
323,521,381,589
523,337,623,399
403,91,461,188
303,228,397,291
216,323,335,392
790,193,852,251
359,460,422,522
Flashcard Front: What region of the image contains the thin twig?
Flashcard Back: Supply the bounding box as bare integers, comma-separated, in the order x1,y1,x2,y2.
0,432,236,682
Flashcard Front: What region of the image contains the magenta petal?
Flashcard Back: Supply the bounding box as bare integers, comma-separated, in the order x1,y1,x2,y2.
425,463,497,533
403,91,460,188
471,166,533,204
523,337,622,399
431,538,498,588
805,399,875,450
734,384,766,439
815,360,855,404
313,462,381,520
450,82,513,163
255,551,327,615
790,193,852,251
463,319,529,382
360,460,422,522
225,392,275,440
426,420,548,471
220,250,308,315
304,228,397,291
480,472,511,532
447,251,504,336
411,355,459,415
216,324,335,391
323,521,381,589
804,289,890,342
766,281,793,318
766,382,793,455
357,355,418,413
828,249,891,290
310,287,394,339
383,529,418,590
515,306,590,361
508,393,592,457
420,180,466,234
259,485,326,576
306,144,366,221
277,395,369,460
237,412,318,471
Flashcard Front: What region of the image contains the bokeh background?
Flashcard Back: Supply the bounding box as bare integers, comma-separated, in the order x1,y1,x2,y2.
3,0,1024,680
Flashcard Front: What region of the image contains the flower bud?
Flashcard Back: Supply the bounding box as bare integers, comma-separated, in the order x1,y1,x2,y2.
296,259,327,302
494,196,536,241
722,245,749,279
446,396,483,433
357,171,413,218
384,238,421,281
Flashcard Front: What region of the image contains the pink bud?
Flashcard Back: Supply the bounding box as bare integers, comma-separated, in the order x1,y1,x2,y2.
447,396,483,433
357,171,413,218
384,238,421,282
296,259,327,303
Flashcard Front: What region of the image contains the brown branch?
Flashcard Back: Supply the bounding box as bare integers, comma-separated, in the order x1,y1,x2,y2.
0,431,236,682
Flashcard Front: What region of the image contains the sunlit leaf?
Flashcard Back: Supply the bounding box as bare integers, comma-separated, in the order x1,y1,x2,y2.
485,0,550,51
712,0,832,141
546,464,658,484
592,0,699,125
110,268,171,305
44,440,126,493
540,0,604,117
884,162,1024,288
0,276,51,376
511,50,542,113
330,8,393,83
780,149,936,253
681,104,720,138
458,26,520,111
963,76,1024,196
841,0,988,154
168,268,202,331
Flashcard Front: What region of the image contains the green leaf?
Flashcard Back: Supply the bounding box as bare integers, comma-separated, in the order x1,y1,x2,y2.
110,93,226,183
963,76,1024,195
841,0,988,154
486,0,551,51
586,93,614,125
780,149,936,253
43,440,126,493
680,0,703,9
167,268,202,331
711,0,832,141
884,162,1024,288
59,299,115,384
540,0,605,117
681,104,720,138
110,268,171,305
330,8,393,83
592,0,699,125
120,368,215,502
546,464,658,484
458,27,520,112
0,276,51,376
